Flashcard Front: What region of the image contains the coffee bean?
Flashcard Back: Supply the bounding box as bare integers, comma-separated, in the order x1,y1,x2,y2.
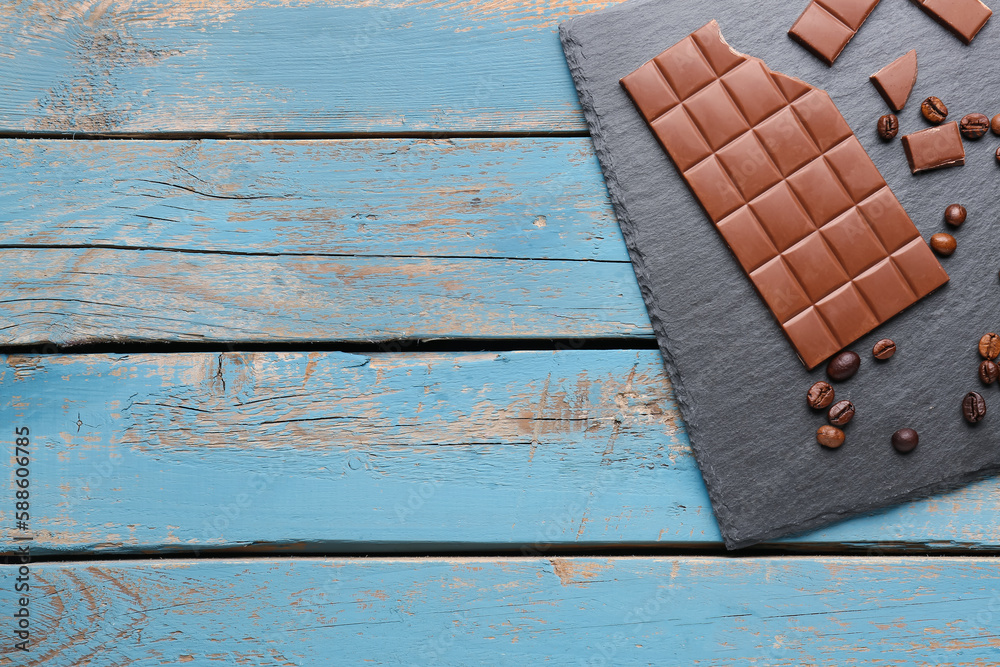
826,350,860,381
827,400,855,426
930,233,956,256
817,425,845,449
807,381,835,409
921,96,948,124
872,338,896,360
960,113,990,139
993,114,1000,135
944,204,967,227
980,333,1000,359
877,114,898,140
963,391,987,423
891,428,919,454
979,360,999,385
996,146,1000,164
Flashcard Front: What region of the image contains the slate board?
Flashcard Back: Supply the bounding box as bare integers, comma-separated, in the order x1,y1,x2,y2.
560,0,1000,549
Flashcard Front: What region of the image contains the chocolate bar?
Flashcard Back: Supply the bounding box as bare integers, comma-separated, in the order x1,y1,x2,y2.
910,0,992,44
901,122,966,173
870,50,918,112
788,0,881,65
620,21,949,369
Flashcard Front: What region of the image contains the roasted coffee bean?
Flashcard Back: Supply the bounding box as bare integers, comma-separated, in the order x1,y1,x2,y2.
996,146,1000,164
994,114,1000,135
827,400,855,426
944,204,967,227
877,114,898,140
891,428,919,454
960,113,990,139
872,338,896,360
807,381,835,409
980,333,1000,360
963,391,987,423
979,360,999,385
817,425,845,449
921,96,948,124
827,351,860,381
930,232,957,256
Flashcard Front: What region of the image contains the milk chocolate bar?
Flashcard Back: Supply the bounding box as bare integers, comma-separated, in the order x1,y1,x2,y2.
901,122,966,173
620,21,949,369
911,0,992,44
788,0,881,65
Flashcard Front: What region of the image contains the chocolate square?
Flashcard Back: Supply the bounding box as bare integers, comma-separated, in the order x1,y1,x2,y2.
749,183,816,251
717,207,780,272
620,61,680,121
821,208,888,276
782,232,850,301
854,259,918,320
755,107,822,176
684,80,752,150
650,107,713,170
815,283,880,344
750,256,813,322
717,133,783,200
786,159,853,225
788,3,855,65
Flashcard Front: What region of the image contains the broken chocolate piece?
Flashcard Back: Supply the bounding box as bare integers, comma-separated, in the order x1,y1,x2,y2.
620,21,949,369
910,0,992,44
870,50,917,111
901,122,966,173
789,0,881,65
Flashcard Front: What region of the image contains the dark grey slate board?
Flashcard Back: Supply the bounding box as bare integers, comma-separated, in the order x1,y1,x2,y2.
560,0,1000,549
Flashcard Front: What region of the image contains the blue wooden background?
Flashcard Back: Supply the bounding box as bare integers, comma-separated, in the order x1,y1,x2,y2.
1,0,1000,664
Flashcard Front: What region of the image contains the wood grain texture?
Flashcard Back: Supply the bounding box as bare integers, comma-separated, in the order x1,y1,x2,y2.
0,138,651,345
4,349,1000,556
0,138,618,259
4,556,1000,665
0,0,620,134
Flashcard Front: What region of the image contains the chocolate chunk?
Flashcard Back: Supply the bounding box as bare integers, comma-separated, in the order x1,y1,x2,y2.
921,96,949,124
930,233,957,256
807,380,836,409
817,425,845,448
979,360,999,385
620,23,949,370
980,333,1000,359
944,204,967,227
827,350,860,381
827,399,855,426
873,338,896,360
891,428,919,453
901,122,966,173
963,391,987,423
877,114,899,140
960,113,990,139
870,50,918,112
789,0,881,65
910,0,992,45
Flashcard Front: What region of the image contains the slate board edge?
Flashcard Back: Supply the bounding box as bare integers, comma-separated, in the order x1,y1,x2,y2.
558,8,741,547
558,4,997,550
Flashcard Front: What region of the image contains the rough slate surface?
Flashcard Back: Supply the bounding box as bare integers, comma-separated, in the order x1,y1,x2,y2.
560,0,1000,549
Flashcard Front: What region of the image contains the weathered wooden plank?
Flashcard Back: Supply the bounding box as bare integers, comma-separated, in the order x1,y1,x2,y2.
5,556,1000,665
0,0,618,134
4,349,1000,555
0,138,618,260
0,249,649,345
0,137,650,345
